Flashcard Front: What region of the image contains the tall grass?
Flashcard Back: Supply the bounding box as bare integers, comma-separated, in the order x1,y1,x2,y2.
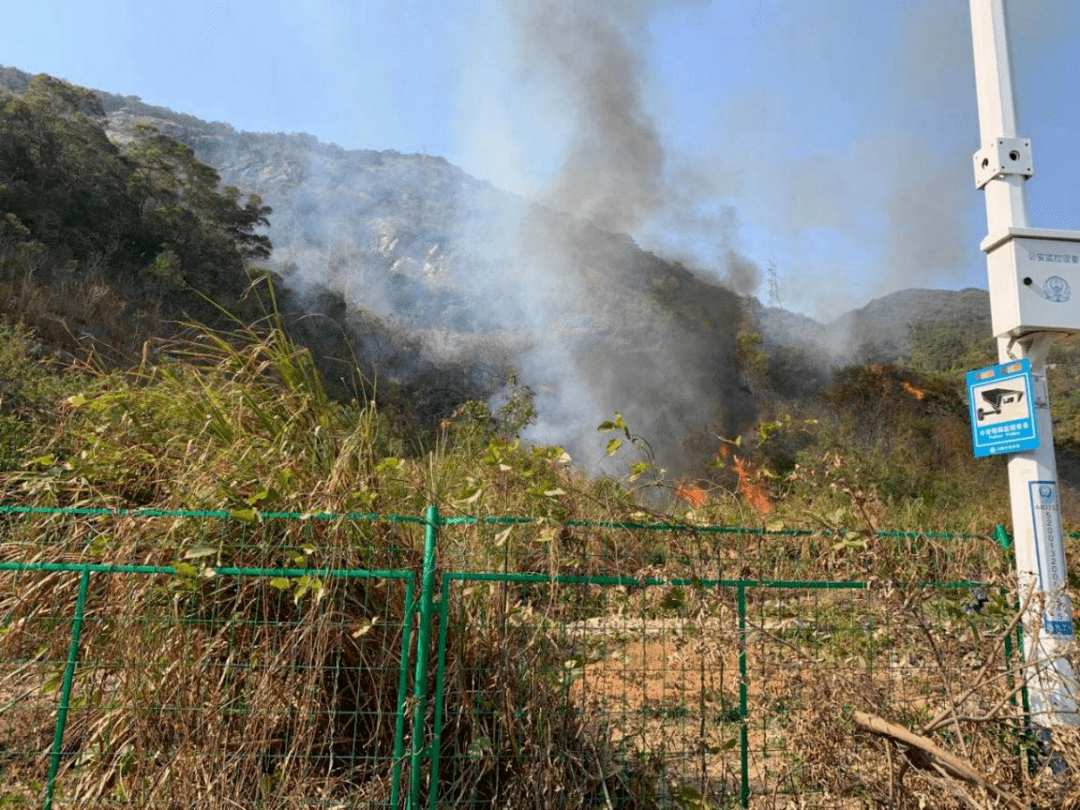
0,319,666,807
0,318,1070,807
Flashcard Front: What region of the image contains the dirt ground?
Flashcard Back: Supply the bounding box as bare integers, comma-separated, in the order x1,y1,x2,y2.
556,586,1019,807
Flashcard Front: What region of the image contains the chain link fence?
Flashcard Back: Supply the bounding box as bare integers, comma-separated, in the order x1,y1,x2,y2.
0,506,1025,808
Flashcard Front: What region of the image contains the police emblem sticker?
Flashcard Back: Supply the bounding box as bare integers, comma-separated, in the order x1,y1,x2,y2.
1044,276,1071,303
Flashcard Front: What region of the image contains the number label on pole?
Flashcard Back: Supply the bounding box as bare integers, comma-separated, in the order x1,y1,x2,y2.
1029,481,1075,636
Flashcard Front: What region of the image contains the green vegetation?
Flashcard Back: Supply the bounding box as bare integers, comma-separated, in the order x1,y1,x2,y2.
0,316,1029,808
1,72,1071,536
0,74,270,359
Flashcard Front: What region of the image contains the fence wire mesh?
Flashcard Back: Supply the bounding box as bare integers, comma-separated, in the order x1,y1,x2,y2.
0,506,1030,808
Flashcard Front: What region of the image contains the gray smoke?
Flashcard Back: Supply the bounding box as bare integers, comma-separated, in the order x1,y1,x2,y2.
203,0,1080,475
508,0,666,233
472,0,757,473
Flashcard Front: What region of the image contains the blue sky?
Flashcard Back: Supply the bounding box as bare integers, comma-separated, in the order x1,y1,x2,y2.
3,0,1080,317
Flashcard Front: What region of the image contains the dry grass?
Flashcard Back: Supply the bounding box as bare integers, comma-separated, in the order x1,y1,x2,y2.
0,273,165,368
4,514,1080,808
0,514,631,808
3,320,1080,808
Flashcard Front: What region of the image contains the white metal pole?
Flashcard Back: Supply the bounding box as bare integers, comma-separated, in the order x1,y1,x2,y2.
969,0,1080,729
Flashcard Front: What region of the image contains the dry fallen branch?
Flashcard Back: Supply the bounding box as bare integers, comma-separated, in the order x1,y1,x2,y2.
851,709,1024,809
920,586,1031,737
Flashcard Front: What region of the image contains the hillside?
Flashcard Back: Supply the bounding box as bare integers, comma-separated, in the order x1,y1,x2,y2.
86,73,1012,473
10,67,1080,524
94,86,762,472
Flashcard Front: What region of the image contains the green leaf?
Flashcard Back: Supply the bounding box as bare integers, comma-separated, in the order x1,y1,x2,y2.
229,508,257,523
598,412,627,432
659,586,686,611
467,735,492,758
716,737,739,752
561,659,585,686
606,437,622,456
269,577,292,591
183,546,217,560
673,783,711,809
293,574,325,605
375,456,403,473
531,444,569,462
245,488,270,506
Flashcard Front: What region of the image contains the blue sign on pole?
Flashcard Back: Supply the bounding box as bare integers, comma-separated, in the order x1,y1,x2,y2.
966,359,1039,457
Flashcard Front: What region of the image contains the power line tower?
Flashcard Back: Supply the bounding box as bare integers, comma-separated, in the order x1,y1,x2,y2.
766,261,781,309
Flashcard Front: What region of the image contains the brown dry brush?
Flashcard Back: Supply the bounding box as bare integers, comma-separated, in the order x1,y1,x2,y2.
784,582,1080,809
0,513,636,809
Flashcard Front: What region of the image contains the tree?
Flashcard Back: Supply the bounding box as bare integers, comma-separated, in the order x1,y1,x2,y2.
0,75,140,276
0,74,272,321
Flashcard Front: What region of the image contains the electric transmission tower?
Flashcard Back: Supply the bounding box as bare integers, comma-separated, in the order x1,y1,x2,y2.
766,261,781,308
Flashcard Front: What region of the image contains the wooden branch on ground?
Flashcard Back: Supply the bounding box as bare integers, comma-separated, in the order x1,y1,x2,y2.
851,710,1024,809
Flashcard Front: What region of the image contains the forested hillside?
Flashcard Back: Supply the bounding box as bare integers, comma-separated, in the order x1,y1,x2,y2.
4,70,1080,529
7,65,1080,810
0,73,270,354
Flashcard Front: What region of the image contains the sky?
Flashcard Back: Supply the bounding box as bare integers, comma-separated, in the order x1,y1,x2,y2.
3,0,1080,319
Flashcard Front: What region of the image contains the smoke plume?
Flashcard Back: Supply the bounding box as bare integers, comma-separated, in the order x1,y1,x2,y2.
508,0,666,233
222,0,1079,478
465,0,757,473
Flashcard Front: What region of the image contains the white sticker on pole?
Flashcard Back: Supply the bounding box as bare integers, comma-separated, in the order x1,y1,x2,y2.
1029,481,1075,636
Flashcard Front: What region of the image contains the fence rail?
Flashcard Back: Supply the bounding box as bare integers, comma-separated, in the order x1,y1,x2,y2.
0,505,1026,808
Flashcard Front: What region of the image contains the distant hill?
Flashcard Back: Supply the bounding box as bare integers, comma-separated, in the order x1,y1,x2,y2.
828,287,992,365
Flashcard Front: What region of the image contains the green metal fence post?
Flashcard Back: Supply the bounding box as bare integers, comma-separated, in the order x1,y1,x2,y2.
737,581,749,809
43,567,91,810
427,574,451,810
409,505,440,809
390,576,417,809
993,524,1013,550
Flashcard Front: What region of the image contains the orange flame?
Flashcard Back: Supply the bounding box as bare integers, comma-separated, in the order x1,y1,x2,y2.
675,482,708,508
732,456,772,516
901,381,925,400
712,443,771,515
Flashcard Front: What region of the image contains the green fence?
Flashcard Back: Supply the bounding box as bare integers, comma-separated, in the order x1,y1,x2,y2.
0,505,1025,808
